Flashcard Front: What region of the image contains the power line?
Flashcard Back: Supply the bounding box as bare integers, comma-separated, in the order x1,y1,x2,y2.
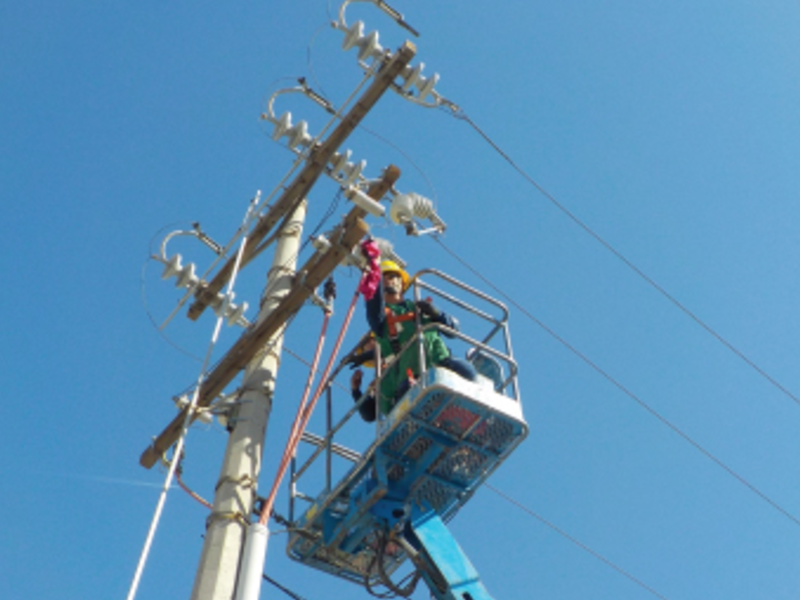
486,483,671,600
432,234,800,529
447,108,800,410
263,573,310,600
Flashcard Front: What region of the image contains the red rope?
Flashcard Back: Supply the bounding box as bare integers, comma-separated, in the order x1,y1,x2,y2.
258,309,331,524
176,469,213,510
259,288,360,526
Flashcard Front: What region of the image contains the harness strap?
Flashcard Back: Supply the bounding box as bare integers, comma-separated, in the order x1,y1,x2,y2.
385,307,417,355
385,307,416,336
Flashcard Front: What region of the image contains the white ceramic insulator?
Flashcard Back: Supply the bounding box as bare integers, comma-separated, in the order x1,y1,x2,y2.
287,120,310,149
417,73,440,102
312,235,332,253
213,292,234,319
208,291,225,310
272,111,292,141
373,237,406,267
342,20,364,51
402,63,424,92
330,149,352,176
175,263,198,289
342,159,366,186
357,30,382,62
345,249,368,269
390,192,435,224
226,301,248,327
161,254,183,280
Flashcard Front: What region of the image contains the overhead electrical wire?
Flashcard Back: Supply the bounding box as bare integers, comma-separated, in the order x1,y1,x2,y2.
284,346,352,394
263,573,311,600
485,483,670,600
236,22,792,599
445,107,800,410
431,234,800,529
298,45,800,528
292,55,800,528
305,25,799,425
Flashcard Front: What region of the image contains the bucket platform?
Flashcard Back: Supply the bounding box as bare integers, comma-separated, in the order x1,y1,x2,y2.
285,269,527,592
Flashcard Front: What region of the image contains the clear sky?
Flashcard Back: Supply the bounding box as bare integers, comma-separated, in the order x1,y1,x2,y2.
2,1,799,599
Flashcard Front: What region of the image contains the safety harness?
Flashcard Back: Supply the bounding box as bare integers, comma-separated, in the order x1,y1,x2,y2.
384,305,417,355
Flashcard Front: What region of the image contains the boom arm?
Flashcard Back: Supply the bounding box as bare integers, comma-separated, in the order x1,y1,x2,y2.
405,507,494,600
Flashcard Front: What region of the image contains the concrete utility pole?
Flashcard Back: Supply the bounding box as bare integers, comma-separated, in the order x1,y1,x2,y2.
190,201,307,600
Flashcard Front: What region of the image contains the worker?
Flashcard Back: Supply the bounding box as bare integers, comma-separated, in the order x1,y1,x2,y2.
350,260,476,417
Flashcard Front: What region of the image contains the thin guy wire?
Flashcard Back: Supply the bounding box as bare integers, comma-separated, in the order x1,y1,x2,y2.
447,109,800,409
360,123,440,207
141,257,204,363
432,235,800,529
263,573,310,600
126,206,255,600
284,346,352,394
307,21,332,97
485,484,670,600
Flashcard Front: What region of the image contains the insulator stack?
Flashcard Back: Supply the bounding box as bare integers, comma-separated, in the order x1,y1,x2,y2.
161,254,199,291
268,111,313,150
389,192,446,232
337,18,441,104
400,62,440,103
328,150,367,186
210,292,249,327
341,21,385,64
390,192,433,222
161,253,248,326
173,394,213,424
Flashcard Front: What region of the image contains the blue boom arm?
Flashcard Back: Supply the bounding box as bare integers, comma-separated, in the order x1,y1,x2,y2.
405,506,494,600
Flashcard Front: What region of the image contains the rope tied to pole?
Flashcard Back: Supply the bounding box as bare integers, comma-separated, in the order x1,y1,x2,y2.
259,284,361,526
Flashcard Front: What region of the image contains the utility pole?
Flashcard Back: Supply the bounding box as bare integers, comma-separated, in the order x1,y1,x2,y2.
136,32,419,600
190,201,306,600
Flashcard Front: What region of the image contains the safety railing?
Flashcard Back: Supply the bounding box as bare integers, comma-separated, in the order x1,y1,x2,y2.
288,268,520,524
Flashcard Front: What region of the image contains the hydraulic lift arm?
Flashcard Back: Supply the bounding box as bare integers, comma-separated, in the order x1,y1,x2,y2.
405,508,494,600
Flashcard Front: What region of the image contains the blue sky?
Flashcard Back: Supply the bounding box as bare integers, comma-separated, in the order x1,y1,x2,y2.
2,1,800,599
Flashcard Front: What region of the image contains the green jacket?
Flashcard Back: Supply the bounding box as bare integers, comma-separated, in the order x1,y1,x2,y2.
367,296,451,413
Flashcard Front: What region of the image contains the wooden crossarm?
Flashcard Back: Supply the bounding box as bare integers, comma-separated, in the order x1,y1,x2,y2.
140,165,401,469
187,42,416,321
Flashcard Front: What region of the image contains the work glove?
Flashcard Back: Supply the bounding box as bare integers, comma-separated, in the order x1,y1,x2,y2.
416,299,441,320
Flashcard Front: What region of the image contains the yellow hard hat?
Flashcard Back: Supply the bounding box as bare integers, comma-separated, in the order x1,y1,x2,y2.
380,260,409,291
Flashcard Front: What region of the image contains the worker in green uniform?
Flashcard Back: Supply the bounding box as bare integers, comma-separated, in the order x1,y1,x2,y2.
350,260,476,419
